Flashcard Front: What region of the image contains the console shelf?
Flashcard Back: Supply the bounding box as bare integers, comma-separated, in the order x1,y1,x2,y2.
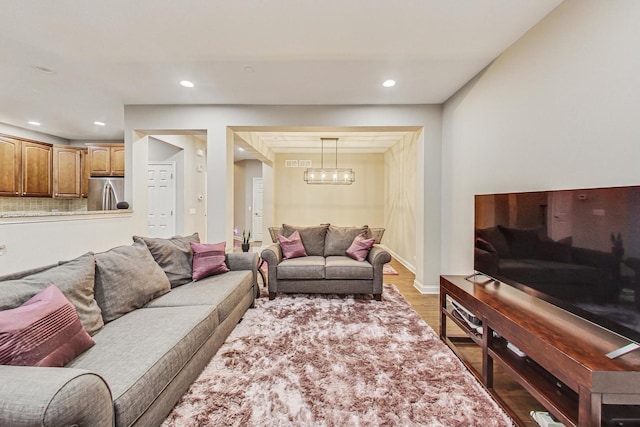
440,275,640,427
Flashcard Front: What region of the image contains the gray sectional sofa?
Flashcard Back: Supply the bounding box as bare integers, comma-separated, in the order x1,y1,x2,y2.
261,224,391,300
0,234,257,427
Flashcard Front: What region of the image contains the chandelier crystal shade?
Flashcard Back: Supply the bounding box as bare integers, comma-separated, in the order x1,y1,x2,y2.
304,138,355,185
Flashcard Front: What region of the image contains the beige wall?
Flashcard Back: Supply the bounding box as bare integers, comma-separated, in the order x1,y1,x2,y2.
233,159,262,240
384,133,418,269
274,152,384,228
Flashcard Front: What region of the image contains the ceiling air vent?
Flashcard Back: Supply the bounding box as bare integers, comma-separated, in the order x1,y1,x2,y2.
284,160,299,167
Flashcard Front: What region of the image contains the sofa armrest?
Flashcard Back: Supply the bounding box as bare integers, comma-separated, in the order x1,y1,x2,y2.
367,245,391,299
226,252,259,289
226,252,258,271
367,244,391,267
261,244,283,267
0,366,113,427
261,244,283,296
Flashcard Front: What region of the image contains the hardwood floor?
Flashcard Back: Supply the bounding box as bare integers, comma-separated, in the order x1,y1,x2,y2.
387,257,544,427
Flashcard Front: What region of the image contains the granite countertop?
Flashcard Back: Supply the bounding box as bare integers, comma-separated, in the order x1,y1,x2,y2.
0,209,133,218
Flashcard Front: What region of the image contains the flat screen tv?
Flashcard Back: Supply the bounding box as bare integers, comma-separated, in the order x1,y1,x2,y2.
473,185,640,355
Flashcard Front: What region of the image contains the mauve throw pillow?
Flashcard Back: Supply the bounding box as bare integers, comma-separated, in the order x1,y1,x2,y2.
190,241,229,281
346,233,376,262
0,285,94,367
277,230,308,259
324,225,369,257
281,224,328,256
0,253,104,336
133,233,200,287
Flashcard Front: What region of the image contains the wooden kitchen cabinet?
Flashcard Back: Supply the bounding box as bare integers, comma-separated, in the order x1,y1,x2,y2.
110,145,125,176
0,135,53,197
81,148,89,198
21,141,53,197
88,144,125,176
0,135,21,196
53,146,82,198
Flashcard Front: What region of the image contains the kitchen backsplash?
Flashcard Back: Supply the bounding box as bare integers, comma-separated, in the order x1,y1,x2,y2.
0,197,87,212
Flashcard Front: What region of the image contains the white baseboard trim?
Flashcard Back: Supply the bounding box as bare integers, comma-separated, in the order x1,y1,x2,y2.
413,280,439,295
379,245,415,274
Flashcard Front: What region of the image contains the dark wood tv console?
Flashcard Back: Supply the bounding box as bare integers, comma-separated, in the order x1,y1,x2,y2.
440,275,640,427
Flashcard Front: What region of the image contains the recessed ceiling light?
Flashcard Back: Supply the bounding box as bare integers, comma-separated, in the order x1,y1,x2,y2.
243,66,255,73
94,121,106,126
180,80,194,88
28,121,41,126
237,147,245,151
382,79,396,88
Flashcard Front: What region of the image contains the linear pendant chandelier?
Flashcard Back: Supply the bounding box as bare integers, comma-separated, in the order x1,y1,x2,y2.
304,138,355,185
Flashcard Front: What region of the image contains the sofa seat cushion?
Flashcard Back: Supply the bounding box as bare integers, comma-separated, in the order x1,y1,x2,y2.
498,258,605,286
325,256,373,280
67,305,218,427
277,256,326,279
144,270,253,324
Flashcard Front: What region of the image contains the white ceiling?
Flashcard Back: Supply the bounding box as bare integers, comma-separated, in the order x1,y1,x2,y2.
1,0,562,144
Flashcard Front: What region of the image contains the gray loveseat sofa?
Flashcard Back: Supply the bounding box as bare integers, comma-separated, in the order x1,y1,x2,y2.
0,233,257,427
261,224,391,301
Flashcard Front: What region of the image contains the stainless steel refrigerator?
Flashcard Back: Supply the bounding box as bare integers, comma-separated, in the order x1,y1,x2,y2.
87,177,125,211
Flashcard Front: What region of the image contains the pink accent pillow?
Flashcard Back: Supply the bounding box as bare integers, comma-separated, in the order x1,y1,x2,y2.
277,230,308,259
346,233,376,262
0,285,95,367
190,241,229,281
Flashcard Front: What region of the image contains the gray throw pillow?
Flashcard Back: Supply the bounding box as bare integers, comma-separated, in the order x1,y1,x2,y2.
0,252,104,335
324,225,369,256
94,241,171,323
281,224,329,257
133,233,200,287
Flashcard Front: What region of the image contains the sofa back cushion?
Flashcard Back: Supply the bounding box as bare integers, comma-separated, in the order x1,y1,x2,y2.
133,233,200,287
94,241,171,323
324,225,369,257
277,230,308,259
0,253,104,335
498,226,541,259
190,241,229,280
281,224,329,257
475,227,511,258
0,285,94,367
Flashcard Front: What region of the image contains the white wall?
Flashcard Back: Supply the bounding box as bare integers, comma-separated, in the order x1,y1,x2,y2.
124,105,443,290
0,214,135,274
0,122,70,145
148,134,207,239
441,0,640,275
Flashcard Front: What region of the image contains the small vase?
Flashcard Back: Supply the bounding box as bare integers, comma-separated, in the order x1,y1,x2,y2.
241,243,250,252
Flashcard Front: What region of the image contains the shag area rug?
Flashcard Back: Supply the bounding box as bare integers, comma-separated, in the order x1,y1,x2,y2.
382,263,399,275
163,284,513,427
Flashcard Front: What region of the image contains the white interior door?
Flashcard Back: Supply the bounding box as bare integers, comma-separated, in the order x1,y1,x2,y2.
252,177,263,242
147,162,176,238
548,191,572,241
